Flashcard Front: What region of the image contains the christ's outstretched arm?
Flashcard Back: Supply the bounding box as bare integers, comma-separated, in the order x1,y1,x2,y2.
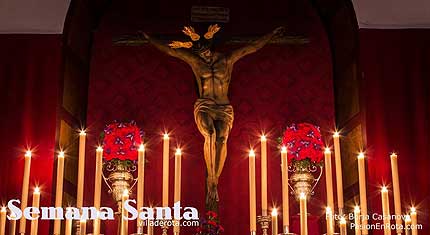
142,32,198,65
228,26,285,63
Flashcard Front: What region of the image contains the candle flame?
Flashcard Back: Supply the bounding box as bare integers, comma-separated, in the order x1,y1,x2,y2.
299,192,306,199
163,133,169,139
357,152,365,159
123,189,129,196
326,207,332,214
324,147,331,154
381,186,388,192
390,153,397,158
79,130,86,136
410,207,416,213
58,151,65,158
271,208,277,216
354,206,360,213
340,217,347,224
333,131,340,138
139,144,145,152
25,150,32,157
96,146,103,152
405,215,412,222
249,149,255,157
1,206,6,212
176,148,182,155
261,135,267,141
281,146,287,153
34,187,40,194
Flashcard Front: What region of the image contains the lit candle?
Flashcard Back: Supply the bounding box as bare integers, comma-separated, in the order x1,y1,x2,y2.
381,186,391,235
79,219,86,235
77,130,86,209
249,149,257,233
1,207,6,235
53,151,65,235
162,133,170,208
354,206,362,235
326,207,334,235
174,148,182,234
404,215,412,235
30,187,40,235
272,209,278,235
281,146,289,233
19,150,32,234
410,207,417,235
390,153,402,234
333,132,344,214
299,193,308,235
9,212,16,235
324,148,335,211
261,135,268,216
357,152,368,234
147,208,154,235
93,146,103,235
64,208,73,235
121,190,129,235
340,217,347,235
137,144,145,233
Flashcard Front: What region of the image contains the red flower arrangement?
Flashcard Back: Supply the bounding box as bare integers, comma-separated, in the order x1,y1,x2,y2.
102,121,143,161
282,123,324,164
195,211,224,235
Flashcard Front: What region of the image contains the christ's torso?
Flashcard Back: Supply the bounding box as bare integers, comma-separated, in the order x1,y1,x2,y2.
191,53,232,105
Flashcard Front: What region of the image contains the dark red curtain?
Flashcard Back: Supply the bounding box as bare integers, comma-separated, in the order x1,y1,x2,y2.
361,29,430,234
0,35,62,234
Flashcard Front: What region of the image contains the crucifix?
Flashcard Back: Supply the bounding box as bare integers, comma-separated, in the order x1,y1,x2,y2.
114,9,308,212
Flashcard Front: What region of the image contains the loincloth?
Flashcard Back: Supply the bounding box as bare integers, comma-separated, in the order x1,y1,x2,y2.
194,98,234,130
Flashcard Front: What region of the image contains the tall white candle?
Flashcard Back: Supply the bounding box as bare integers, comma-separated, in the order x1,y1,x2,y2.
19,150,32,234
53,151,65,235
324,148,335,211
174,148,182,234
390,153,402,234
272,209,278,235
281,146,289,233
357,152,368,234
121,190,129,235
80,219,86,235
249,150,257,233
93,146,103,235
30,187,40,235
381,186,391,235
65,208,73,235
77,130,86,209
9,212,16,235
299,193,308,235
404,215,412,235
0,207,6,235
137,144,145,233
354,206,362,235
162,133,170,208
340,217,347,235
333,132,344,214
261,135,268,216
326,207,334,235
147,208,154,235
410,207,418,235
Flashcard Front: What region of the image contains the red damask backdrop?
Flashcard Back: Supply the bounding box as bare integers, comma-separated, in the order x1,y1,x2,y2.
83,1,334,234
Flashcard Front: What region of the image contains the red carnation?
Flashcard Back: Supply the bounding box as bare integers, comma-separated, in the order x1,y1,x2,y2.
102,121,142,161
282,123,323,163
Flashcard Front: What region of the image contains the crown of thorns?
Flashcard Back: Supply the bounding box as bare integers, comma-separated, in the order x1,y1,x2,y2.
168,24,220,49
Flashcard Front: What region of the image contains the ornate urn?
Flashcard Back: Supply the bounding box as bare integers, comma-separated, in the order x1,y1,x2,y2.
282,123,324,201
100,121,142,203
